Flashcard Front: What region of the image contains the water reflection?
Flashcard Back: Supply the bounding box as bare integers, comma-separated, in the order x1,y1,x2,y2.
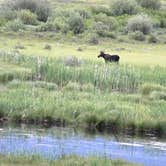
0,125,166,166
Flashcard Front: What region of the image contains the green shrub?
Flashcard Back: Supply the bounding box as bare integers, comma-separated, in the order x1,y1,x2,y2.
5,0,51,22
0,18,6,27
91,6,111,16
92,22,110,37
52,17,69,33
75,8,91,19
105,32,117,39
130,31,146,41
36,22,56,32
126,14,152,34
35,1,51,22
88,33,99,45
160,18,166,28
110,0,139,16
17,9,38,25
68,13,85,34
44,44,52,50
138,0,161,10
94,13,118,30
148,34,158,43
0,9,17,21
5,19,25,31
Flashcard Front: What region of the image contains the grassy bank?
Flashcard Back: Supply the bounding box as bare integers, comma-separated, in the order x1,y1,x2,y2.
0,155,140,166
0,52,166,136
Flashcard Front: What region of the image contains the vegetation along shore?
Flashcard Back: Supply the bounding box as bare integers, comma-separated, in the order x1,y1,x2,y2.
0,0,166,137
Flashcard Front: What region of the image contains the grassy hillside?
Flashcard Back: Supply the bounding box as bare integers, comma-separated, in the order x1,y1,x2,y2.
0,0,166,43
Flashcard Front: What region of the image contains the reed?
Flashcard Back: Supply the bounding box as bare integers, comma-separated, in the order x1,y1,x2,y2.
0,155,139,166
0,52,166,135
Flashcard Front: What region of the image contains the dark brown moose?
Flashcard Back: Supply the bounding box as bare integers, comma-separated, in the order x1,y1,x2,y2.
98,51,120,63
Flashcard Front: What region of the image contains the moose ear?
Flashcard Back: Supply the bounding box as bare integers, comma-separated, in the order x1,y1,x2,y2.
100,51,104,54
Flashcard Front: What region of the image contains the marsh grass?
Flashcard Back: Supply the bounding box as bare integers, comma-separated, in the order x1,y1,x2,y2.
0,80,166,135
0,52,166,135
0,155,139,166
0,61,32,83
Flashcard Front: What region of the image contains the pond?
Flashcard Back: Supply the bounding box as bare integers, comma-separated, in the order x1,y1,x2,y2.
0,125,166,166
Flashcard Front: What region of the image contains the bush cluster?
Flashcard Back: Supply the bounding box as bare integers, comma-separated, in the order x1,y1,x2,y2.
5,19,25,31
127,14,152,34
68,13,85,34
88,33,99,45
17,9,38,25
91,6,111,16
130,31,146,41
4,0,51,22
110,0,139,16
138,0,161,10
94,13,118,30
0,0,165,42
148,35,158,43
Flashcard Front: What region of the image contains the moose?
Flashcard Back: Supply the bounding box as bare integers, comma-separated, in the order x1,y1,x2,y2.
98,51,120,64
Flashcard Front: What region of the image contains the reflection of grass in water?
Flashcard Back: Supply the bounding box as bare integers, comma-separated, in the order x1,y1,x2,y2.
0,155,139,166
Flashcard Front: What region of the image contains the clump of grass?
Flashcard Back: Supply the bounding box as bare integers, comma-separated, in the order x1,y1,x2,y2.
5,19,25,32
15,44,25,49
64,81,81,91
148,34,158,43
7,80,58,91
82,83,94,92
140,83,166,95
44,44,52,50
63,56,83,67
150,91,166,100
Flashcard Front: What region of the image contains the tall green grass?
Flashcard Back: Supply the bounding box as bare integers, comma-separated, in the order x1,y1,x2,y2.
0,51,165,92
0,155,139,166
0,52,166,135
0,80,166,135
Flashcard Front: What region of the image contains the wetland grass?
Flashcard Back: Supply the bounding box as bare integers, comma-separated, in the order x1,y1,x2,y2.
0,52,166,136
0,155,139,166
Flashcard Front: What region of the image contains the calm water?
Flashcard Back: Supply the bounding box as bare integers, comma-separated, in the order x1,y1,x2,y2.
0,125,166,166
